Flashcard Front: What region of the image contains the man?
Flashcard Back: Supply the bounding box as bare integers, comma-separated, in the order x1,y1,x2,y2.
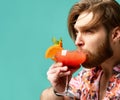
40,0,120,99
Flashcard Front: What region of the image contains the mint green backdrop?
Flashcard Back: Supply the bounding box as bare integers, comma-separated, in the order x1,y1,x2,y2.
0,0,120,100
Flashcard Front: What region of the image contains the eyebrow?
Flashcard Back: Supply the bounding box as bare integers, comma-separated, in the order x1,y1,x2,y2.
74,24,99,33
74,24,88,32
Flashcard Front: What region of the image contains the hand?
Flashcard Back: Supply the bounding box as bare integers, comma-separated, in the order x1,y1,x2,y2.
47,62,80,93
47,62,70,93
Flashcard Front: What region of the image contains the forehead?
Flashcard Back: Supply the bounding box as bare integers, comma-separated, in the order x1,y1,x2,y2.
74,12,93,29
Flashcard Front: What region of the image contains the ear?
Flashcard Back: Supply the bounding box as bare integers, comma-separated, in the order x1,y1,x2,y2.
112,26,120,42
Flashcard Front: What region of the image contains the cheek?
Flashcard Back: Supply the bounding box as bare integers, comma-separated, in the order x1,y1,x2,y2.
84,38,100,52
83,32,107,53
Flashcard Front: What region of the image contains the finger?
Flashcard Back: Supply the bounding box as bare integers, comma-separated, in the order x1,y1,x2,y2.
47,69,61,81
48,65,68,75
60,66,68,72
47,66,70,79
47,65,62,77
47,67,60,75
59,71,71,77
49,62,63,70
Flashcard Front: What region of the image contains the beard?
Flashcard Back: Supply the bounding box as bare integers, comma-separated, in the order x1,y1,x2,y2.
82,35,113,69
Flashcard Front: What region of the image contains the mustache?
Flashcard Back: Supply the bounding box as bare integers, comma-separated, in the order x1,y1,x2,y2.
76,48,89,55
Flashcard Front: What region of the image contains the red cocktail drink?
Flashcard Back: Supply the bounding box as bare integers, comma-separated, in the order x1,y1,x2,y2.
54,50,86,68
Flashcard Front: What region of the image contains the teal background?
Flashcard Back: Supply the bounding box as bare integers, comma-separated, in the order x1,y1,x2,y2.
0,0,120,100
0,0,78,100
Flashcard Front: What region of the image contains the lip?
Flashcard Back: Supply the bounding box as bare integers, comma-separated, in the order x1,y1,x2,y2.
76,49,88,57
76,49,85,53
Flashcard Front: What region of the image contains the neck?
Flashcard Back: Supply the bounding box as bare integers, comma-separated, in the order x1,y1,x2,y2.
100,56,119,78
98,56,120,100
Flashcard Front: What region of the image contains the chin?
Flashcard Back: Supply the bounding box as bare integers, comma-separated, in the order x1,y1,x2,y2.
82,61,101,69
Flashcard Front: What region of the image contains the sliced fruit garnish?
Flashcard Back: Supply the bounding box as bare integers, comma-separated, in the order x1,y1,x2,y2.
45,45,63,59
45,37,63,60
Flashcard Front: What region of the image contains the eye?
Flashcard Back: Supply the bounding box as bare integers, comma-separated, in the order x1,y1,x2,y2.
84,29,95,34
85,30,92,33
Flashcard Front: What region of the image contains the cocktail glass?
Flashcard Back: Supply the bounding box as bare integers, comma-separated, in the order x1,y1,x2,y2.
54,50,86,97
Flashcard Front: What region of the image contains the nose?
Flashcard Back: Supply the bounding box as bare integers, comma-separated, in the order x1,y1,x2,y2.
75,33,84,46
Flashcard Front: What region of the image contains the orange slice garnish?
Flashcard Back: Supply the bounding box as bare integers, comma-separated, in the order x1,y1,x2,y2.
45,38,63,60
45,45,63,60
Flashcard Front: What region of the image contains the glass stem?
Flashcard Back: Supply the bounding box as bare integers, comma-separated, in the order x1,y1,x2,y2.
65,75,69,93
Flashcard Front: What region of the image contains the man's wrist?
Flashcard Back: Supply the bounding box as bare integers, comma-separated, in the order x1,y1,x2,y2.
53,89,63,97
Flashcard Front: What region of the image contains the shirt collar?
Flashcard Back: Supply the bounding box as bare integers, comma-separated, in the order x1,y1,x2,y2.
113,64,120,72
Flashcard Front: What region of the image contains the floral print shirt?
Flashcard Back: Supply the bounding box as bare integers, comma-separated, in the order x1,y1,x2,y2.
69,65,120,100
